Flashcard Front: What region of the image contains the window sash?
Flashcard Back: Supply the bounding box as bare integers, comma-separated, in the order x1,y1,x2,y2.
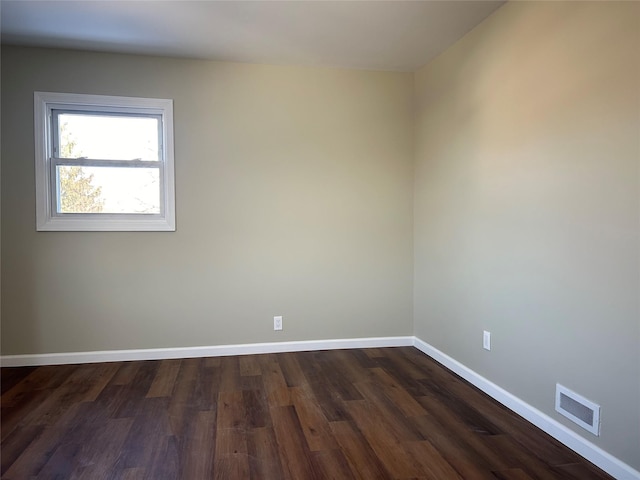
49,105,166,217
51,109,164,161
49,159,165,217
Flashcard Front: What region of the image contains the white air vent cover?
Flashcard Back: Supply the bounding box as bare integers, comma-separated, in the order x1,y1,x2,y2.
555,384,600,436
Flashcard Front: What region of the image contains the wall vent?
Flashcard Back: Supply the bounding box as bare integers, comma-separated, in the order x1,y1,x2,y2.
555,384,600,436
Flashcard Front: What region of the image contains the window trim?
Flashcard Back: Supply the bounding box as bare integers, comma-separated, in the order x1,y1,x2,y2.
34,91,176,231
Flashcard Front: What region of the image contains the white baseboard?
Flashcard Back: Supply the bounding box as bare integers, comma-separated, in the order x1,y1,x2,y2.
413,337,640,480
0,336,414,367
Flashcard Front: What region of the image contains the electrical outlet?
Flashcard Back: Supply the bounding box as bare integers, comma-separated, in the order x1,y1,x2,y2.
274,316,283,331
483,330,491,351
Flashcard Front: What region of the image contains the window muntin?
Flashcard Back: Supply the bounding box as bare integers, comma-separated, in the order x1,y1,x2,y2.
34,92,175,231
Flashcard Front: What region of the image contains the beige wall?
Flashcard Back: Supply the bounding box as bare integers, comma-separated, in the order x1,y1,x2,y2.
414,1,639,468
1,47,414,354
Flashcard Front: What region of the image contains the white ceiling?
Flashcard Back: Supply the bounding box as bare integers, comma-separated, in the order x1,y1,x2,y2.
0,0,504,72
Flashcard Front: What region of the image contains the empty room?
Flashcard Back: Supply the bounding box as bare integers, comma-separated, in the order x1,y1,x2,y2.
1,1,638,478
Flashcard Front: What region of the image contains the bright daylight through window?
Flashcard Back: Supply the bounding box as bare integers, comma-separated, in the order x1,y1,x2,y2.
34,92,176,231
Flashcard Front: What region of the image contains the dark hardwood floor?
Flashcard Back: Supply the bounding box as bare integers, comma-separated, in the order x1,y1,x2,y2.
1,347,612,479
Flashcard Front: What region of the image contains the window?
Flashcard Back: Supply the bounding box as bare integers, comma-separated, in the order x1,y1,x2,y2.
34,92,176,231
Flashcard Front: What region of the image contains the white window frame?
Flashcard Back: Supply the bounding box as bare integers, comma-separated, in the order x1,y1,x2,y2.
34,91,176,231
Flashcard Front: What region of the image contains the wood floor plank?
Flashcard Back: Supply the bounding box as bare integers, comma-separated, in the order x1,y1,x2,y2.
202,356,220,368
146,359,181,398
198,359,223,409
389,347,432,380
167,359,199,438
296,353,351,422
239,372,264,392
218,356,242,393
67,417,134,480
329,420,391,479
403,440,464,480
0,366,37,395
182,410,216,479
113,397,173,471
259,355,291,407
290,385,337,452
482,434,567,479
364,348,387,358
37,368,104,425
554,462,618,480
88,384,130,424
1,347,614,479
0,424,44,475
368,367,428,417
112,361,160,419
35,441,82,479
418,381,503,436
119,467,146,480
0,388,53,441
243,388,270,429
270,405,320,480
1,365,73,408
330,350,372,384
110,361,142,386
147,435,181,480
278,352,309,387
313,351,364,401
344,398,426,478
214,390,250,479
492,468,537,480
213,430,251,480
371,349,434,398
247,426,286,480
410,414,498,480
417,395,513,472
310,448,356,480
5,364,105,436
79,362,121,403
352,380,425,442
3,425,68,479
347,348,379,369
239,354,262,377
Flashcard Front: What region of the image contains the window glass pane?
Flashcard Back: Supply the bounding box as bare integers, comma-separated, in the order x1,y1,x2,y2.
57,166,161,214
57,113,159,161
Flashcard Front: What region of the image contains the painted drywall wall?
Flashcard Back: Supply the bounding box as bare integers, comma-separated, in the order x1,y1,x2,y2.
1,46,414,354
414,1,639,469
